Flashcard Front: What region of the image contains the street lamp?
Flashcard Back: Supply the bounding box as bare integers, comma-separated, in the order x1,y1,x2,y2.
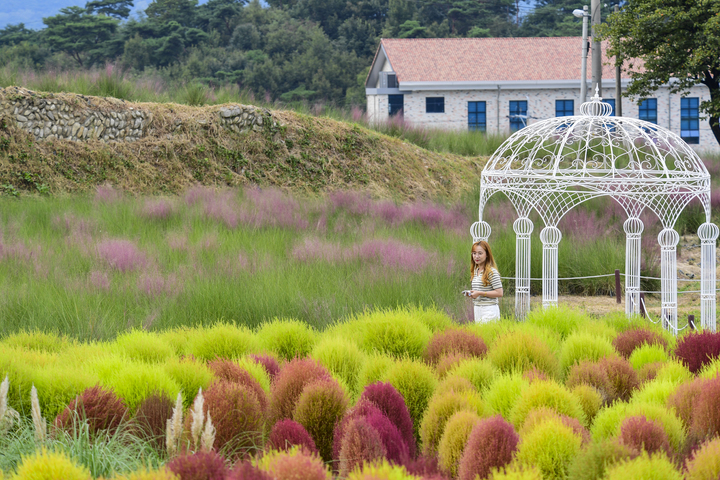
573,6,590,103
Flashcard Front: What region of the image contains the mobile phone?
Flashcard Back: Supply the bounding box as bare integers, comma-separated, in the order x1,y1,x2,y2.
461,290,471,297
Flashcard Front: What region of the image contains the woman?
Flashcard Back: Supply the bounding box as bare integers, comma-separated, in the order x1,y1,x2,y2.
468,240,503,322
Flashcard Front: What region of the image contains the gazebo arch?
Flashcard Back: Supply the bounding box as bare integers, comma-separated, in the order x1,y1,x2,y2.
472,91,718,333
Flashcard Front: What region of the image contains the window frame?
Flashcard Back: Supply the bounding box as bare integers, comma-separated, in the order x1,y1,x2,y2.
555,99,574,117
388,94,404,117
426,97,445,114
509,100,528,132
681,97,700,144
468,101,486,132
638,98,657,124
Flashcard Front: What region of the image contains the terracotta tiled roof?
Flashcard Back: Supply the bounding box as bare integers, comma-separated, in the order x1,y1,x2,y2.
380,37,634,83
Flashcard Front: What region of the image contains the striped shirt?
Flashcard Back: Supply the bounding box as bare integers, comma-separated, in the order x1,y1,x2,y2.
472,267,502,306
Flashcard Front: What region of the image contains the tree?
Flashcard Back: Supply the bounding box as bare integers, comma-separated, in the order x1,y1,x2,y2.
85,0,134,19
518,0,584,37
599,0,720,145
43,6,119,66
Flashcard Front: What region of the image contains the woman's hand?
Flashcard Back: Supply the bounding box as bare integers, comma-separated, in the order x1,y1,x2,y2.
470,290,483,299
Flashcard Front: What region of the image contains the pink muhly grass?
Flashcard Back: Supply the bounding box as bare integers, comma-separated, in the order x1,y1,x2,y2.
674,332,720,374
612,329,668,358
55,385,128,436
207,359,267,412
241,187,309,230
137,273,180,298
94,184,123,204
227,460,272,480
88,270,111,291
337,416,386,478
354,239,435,272
96,239,147,272
268,419,319,455
269,358,332,425
141,198,175,220
184,186,218,206
328,191,373,215
371,200,404,225
249,354,280,381
204,381,265,457
559,209,612,243
619,416,672,456
167,451,229,480
350,105,365,123
202,191,239,229
424,328,487,366
359,382,416,459
482,202,516,231
689,375,720,441
292,238,345,263
457,415,519,480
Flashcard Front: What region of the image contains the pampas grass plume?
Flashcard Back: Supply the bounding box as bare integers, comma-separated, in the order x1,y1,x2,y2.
31,384,47,443
167,392,184,457
201,412,215,452
191,388,204,450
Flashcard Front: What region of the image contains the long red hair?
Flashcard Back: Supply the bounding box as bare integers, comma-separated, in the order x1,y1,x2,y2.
470,240,498,286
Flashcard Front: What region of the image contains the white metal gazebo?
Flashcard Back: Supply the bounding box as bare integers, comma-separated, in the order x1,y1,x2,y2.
472,90,718,333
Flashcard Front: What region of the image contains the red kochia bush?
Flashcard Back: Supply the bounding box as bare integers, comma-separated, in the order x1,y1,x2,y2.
364,409,410,465
227,461,272,480
269,358,332,424
619,416,672,456
600,356,640,402
338,417,386,478
204,381,265,457
54,385,128,436
262,447,330,480
424,328,487,366
566,360,614,404
268,419,319,456
523,366,550,383
333,399,385,462
457,415,519,480
360,381,417,458
690,375,720,441
674,332,720,374
250,354,281,381
208,359,267,412
612,329,668,358
133,392,174,451
667,376,709,428
167,451,228,480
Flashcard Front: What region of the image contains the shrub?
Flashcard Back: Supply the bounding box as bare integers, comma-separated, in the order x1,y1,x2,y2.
257,319,317,362
484,373,529,419
436,352,471,378
311,336,366,395
674,332,720,374
457,415,518,480
11,448,91,480
257,446,331,480
591,402,685,451
525,305,588,339
601,356,640,402
345,459,417,480
54,385,128,436
667,376,708,428
631,379,677,406
363,409,409,465
186,323,258,361
269,358,331,425
629,344,669,370
488,332,558,379
112,468,179,480
420,390,483,457
566,439,637,480
1,330,72,353
436,376,476,395
268,419,318,455
571,385,603,424
515,418,582,480
685,437,720,480
655,360,692,384
249,354,280,381
699,357,720,379
97,359,180,413
689,375,720,441
566,360,614,404
355,308,433,359
227,461,272,480
638,362,663,383
356,353,394,391
438,410,480,477
488,465,542,480
133,391,175,451
604,452,682,480
163,357,215,409
522,367,550,383
167,451,228,480
520,408,590,445
423,328,487,365
114,330,175,363
559,332,617,376
619,415,672,455
293,378,349,462
445,358,497,392
204,381,264,457
613,329,669,358
337,417,388,478
382,358,437,444
509,380,586,429
332,398,385,462
207,359,267,412
360,381,416,458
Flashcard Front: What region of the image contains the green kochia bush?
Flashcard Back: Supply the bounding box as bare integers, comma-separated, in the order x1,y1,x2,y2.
93,358,180,412
516,417,582,480
11,448,92,480
2,330,73,353
311,336,366,396
293,378,349,463
559,332,617,376
445,358,497,392
356,353,394,391
163,356,214,409
525,305,589,339
488,332,559,379
438,410,480,478
509,380,586,429
382,358,437,444
604,452,682,480
257,318,317,362
419,390,484,456
629,344,669,370
484,373,529,419
186,322,258,361
343,308,433,359
567,439,637,480
113,330,175,363
590,402,685,451
684,437,720,480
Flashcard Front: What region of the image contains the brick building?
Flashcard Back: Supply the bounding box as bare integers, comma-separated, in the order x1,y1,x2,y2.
365,37,718,151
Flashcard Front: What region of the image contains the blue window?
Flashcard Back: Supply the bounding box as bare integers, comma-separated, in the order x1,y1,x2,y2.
509,100,527,132
638,98,657,124
388,94,404,117
426,97,445,113
468,101,486,132
555,100,574,117
603,99,615,116
681,97,700,144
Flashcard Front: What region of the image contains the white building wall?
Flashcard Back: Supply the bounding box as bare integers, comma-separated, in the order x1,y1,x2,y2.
371,84,717,151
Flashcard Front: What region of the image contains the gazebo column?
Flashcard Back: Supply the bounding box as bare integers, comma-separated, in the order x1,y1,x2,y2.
540,226,562,308
514,217,534,319
658,228,679,333
698,223,719,332
624,217,644,316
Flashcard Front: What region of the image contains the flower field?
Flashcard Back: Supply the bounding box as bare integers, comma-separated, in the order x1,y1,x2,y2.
1,305,720,480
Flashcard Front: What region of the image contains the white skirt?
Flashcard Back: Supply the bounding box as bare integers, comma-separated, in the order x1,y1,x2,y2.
474,304,501,323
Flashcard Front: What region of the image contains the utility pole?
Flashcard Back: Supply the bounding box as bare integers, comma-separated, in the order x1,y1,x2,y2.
614,4,622,116
591,0,602,95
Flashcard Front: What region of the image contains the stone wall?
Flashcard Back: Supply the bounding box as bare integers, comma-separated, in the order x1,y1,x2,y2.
0,87,273,143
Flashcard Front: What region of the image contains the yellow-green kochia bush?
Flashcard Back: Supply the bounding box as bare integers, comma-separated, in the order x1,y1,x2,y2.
1,330,73,354
525,305,589,339
488,332,558,379
566,439,637,480
382,358,437,444
445,358,497,392
437,410,480,478
257,318,317,361
570,384,603,424
516,418,582,480
11,448,91,480
509,380,586,429
348,308,433,359
293,378,349,463
590,402,685,451
484,373,529,419
163,356,214,409
186,322,258,360
684,437,720,480
356,353,393,391
487,465,542,480
629,344,669,370
419,390,483,456
559,332,617,376
95,359,180,412
113,330,175,363
311,336,366,396
604,452,682,480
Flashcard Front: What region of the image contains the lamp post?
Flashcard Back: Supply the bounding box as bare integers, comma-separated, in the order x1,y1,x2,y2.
573,6,590,103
